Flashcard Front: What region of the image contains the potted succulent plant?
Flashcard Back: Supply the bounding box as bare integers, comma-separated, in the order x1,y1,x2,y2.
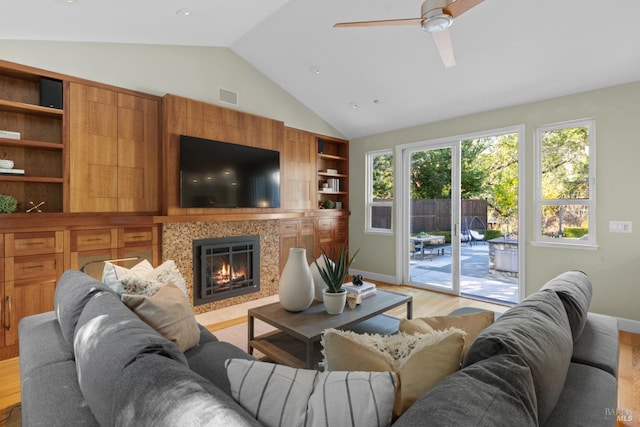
0,194,17,213
314,245,359,314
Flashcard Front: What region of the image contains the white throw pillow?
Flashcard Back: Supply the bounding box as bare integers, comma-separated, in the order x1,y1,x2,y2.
102,259,154,294
226,359,396,427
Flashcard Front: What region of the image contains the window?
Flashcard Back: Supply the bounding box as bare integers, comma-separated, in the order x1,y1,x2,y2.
366,150,393,233
534,119,596,248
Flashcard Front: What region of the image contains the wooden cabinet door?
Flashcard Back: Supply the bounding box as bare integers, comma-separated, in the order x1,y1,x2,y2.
282,128,316,210
117,93,160,212
3,277,57,346
299,219,316,263
69,84,160,213
69,82,119,212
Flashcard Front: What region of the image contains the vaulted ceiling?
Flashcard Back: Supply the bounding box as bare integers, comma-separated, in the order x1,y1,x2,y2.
3,0,640,139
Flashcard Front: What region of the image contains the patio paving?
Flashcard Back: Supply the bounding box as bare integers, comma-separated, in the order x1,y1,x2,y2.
409,242,519,305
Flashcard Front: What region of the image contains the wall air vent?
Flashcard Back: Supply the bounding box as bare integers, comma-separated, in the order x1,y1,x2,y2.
219,88,239,106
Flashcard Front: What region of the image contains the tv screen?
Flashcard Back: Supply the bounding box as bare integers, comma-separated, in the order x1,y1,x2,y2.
179,135,281,208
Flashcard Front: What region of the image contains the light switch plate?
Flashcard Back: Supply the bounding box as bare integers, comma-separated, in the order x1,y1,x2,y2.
609,221,632,233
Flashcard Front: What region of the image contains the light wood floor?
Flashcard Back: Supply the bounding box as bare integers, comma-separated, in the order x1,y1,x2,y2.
0,283,637,426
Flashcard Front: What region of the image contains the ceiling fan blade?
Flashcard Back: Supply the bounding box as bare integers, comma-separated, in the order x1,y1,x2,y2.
334,18,422,28
431,29,456,68
444,0,484,18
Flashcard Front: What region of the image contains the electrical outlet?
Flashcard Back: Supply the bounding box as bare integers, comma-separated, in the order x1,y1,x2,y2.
609,221,632,233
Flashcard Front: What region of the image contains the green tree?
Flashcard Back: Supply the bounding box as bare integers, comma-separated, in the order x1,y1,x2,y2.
372,153,393,200
410,142,488,199
472,134,519,232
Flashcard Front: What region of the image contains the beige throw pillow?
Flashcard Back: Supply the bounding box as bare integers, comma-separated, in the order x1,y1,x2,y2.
399,310,494,356
122,284,200,352
321,328,465,417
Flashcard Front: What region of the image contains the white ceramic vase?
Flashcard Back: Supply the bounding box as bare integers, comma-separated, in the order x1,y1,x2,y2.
322,288,347,314
279,248,314,312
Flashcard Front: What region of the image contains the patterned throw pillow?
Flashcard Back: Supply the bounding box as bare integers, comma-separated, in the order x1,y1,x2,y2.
102,259,154,294
102,259,189,297
321,328,465,417
225,359,396,427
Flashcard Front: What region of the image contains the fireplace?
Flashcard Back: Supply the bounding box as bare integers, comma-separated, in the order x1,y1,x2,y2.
193,235,260,305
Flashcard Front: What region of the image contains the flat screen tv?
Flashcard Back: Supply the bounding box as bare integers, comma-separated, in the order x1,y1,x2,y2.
179,135,281,208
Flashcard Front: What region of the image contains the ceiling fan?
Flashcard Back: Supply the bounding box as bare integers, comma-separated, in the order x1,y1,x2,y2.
334,0,483,68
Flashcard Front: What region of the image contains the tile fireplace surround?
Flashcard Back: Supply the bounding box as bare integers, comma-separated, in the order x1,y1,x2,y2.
162,220,280,314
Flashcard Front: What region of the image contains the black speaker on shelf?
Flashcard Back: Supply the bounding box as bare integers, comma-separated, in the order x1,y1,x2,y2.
39,77,63,109
318,139,325,154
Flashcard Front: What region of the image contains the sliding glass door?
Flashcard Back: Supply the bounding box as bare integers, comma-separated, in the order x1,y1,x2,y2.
405,144,459,294
400,128,522,304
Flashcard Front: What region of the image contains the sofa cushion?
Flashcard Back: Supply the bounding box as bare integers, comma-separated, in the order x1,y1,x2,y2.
399,310,494,356
393,354,538,427
541,270,592,341
54,269,114,349
321,328,464,417
114,354,261,427
186,341,257,396
463,289,573,424
122,283,201,352
226,359,397,427
20,361,99,427
18,312,73,378
543,362,617,426
571,312,619,376
74,290,187,426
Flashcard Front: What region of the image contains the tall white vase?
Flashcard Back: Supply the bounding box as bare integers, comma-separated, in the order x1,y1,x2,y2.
279,248,314,312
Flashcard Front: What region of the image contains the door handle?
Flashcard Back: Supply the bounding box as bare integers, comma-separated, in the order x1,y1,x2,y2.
4,296,11,330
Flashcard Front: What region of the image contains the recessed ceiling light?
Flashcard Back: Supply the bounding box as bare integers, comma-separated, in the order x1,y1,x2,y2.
176,8,192,17
349,102,359,109
310,66,321,75
55,0,77,5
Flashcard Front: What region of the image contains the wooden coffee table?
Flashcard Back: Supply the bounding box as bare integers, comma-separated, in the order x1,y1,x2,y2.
248,289,412,369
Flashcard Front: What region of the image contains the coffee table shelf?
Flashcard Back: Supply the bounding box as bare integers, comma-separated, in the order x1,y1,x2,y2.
248,289,412,369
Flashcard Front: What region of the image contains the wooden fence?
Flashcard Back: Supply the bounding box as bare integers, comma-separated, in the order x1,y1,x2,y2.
372,199,488,233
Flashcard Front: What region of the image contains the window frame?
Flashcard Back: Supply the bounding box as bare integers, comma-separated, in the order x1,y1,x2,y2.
533,118,597,249
365,149,394,234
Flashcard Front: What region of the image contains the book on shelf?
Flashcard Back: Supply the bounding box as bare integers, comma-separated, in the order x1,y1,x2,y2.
0,168,25,175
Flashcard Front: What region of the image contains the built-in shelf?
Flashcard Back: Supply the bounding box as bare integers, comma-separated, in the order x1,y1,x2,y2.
0,99,63,117
317,137,349,210
0,137,63,150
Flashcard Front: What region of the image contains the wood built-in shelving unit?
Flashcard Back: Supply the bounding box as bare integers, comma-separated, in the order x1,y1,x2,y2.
0,66,64,213
317,137,349,211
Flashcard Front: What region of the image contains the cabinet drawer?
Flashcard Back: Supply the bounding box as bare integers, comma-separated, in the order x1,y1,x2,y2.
71,229,115,251
316,218,334,231
6,231,63,257
280,220,299,234
120,227,154,246
8,253,63,281
300,220,315,234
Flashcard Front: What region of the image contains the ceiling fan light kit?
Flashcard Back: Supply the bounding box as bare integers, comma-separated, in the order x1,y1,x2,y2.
421,0,454,33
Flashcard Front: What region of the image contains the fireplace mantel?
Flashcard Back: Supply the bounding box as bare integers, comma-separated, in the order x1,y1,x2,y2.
154,212,304,224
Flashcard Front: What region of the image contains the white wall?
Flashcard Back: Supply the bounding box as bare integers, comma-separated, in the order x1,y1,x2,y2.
349,81,640,322
0,40,343,138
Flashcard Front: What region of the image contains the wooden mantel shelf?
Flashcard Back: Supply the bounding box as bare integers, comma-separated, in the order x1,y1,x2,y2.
154,209,349,224
153,212,306,224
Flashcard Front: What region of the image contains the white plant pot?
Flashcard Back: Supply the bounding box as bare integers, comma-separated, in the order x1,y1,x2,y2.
322,288,347,314
279,248,314,312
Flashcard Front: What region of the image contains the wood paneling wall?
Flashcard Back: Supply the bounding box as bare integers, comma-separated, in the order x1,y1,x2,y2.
162,94,285,216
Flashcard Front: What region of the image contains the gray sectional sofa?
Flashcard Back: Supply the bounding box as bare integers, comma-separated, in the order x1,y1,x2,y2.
19,269,618,426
